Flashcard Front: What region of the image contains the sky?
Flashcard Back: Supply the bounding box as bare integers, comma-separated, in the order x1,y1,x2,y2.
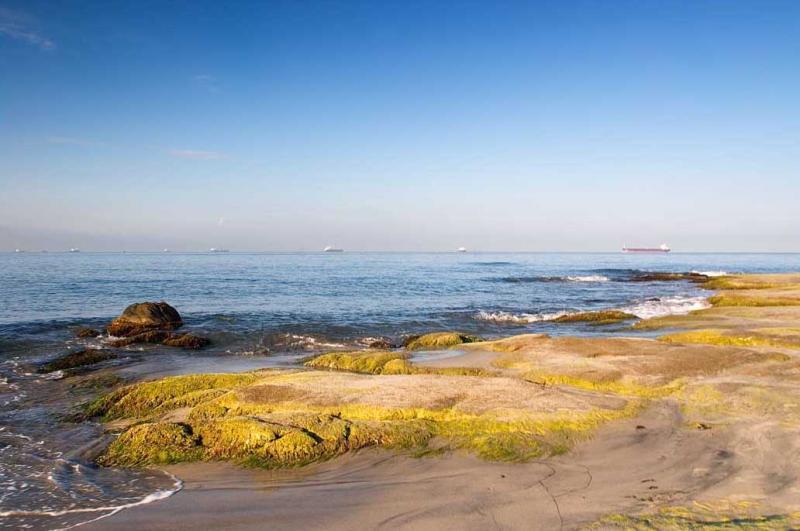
1,0,798,252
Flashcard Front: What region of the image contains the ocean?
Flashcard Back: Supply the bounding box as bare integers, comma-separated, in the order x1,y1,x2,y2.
0,251,798,529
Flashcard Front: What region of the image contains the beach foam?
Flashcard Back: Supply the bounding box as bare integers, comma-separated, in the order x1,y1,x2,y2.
474,310,572,324
621,296,711,319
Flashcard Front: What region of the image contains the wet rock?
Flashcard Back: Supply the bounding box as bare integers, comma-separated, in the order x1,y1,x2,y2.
162,333,211,350
110,330,210,350
75,327,101,338
37,349,117,373
367,338,395,349
404,332,481,351
631,272,709,283
109,330,172,347
107,302,183,337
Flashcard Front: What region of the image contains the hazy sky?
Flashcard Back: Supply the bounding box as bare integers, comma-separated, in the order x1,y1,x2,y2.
1,0,798,251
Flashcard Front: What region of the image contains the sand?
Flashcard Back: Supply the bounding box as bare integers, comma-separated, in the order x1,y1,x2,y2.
81,273,800,529
84,401,736,530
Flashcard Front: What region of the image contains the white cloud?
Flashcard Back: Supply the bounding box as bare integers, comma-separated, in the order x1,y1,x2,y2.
169,149,222,160
0,7,54,50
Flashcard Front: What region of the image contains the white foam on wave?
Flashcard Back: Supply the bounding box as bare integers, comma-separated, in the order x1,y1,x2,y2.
0,471,182,530
474,310,572,324
691,270,728,277
565,275,609,282
621,296,711,319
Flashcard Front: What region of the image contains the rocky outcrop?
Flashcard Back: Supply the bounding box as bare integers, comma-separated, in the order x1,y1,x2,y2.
106,302,209,349
404,332,481,351
107,302,183,337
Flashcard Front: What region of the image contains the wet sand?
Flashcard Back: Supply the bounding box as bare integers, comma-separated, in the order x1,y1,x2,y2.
83,398,740,530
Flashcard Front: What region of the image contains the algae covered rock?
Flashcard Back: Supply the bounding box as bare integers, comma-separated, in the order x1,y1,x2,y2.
305,351,414,374
37,348,117,374
552,310,637,325
404,332,481,351
100,422,201,466
107,302,183,337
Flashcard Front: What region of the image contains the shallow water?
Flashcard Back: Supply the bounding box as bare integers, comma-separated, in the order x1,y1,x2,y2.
0,251,797,529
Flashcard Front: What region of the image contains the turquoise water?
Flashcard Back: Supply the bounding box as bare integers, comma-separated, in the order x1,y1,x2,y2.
0,251,797,529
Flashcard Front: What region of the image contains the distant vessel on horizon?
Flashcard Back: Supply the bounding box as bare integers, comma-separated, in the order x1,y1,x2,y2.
323,245,344,253
457,247,467,253
622,243,670,254
69,248,80,253
209,248,230,253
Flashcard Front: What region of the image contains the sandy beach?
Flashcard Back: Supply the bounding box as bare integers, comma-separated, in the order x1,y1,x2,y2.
75,273,800,529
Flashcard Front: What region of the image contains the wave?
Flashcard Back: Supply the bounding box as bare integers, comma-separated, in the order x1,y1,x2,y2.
691,270,728,277
0,472,182,529
621,296,711,319
565,275,609,282
474,310,572,324
488,275,608,284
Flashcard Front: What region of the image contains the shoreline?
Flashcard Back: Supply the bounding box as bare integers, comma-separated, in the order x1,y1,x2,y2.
12,272,800,529
82,273,800,529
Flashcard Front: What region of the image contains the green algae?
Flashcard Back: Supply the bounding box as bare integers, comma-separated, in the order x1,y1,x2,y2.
93,370,637,468
85,372,264,420
305,351,414,374
404,332,481,351
660,329,800,349
552,310,637,325
591,502,800,530
304,351,493,377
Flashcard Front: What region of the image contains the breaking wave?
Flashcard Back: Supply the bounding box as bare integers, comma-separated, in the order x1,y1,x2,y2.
621,296,711,319
473,310,572,324
691,270,728,277
489,275,608,284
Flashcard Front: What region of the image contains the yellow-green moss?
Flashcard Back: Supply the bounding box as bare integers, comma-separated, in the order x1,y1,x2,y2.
708,294,800,307
521,371,682,399
304,351,495,377
99,422,202,466
85,372,264,420
305,351,414,374
591,502,800,530
95,371,637,468
660,329,800,349
404,332,481,351
552,310,637,325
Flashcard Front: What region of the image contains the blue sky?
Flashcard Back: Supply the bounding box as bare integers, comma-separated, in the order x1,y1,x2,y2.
1,0,798,251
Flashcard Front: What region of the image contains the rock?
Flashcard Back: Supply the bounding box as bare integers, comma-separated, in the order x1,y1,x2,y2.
107,302,183,337
37,349,117,373
162,333,211,350
75,327,101,338
631,272,709,283
367,339,395,349
109,330,172,347
552,310,638,325
110,330,210,350
404,332,481,351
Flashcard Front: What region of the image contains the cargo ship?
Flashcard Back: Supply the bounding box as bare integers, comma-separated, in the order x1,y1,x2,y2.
622,244,670,253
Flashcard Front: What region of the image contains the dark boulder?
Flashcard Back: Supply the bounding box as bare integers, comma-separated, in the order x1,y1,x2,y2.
107,302,183,337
